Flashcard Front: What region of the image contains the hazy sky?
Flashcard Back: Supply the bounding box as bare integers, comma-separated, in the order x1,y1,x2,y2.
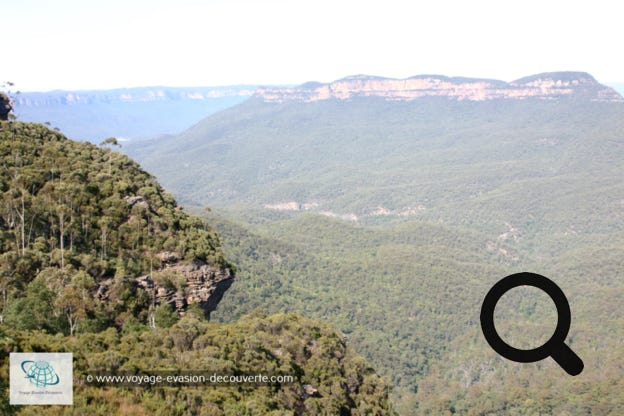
4,0,623,91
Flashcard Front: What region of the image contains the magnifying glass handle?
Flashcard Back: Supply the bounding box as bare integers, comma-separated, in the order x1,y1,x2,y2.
551,343,584,376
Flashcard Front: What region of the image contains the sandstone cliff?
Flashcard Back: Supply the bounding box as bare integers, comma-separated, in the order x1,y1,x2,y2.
96,255,234,319
255,72,623,103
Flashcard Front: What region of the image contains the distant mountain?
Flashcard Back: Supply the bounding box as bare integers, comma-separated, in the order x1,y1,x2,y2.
13,85,257,140
255,72,622,103
123,72,624,414
126,71,624,239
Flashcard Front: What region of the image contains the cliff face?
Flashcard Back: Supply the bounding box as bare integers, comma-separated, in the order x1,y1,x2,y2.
255,72,623,103
96,258,234,318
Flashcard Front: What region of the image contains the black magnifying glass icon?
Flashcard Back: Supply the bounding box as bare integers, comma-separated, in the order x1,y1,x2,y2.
480,272,584,376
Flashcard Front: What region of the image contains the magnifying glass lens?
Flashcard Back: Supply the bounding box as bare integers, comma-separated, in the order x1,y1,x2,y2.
493,286,558,350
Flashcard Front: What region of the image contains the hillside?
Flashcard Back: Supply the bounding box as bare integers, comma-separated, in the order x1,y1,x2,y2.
201,209,624,414
0,312,394,415
124,71,624,414
205,211,510,384
0,121,394,414
125,72,624,243
608,82,624,97
0,121,233,329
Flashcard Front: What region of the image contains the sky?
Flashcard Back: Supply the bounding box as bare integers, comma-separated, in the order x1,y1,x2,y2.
3,0,623,91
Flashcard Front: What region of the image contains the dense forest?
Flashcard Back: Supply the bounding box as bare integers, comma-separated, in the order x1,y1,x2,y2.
126,95,624,239
1,312,394,415
203,208,624,415
133,83,624,414
0,120,394,415
5,76,624,414
0,121,230,333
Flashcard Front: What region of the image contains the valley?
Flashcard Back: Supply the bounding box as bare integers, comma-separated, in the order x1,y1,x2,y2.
122,72,624,414
5,71,624,414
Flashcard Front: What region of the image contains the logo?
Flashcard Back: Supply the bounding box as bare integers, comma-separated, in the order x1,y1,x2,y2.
21,360,61,387
10,352,73,405
480,272,583,376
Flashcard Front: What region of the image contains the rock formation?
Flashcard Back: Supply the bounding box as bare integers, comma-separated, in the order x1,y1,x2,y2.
96,256,234,319
255,72,623,103
0,93,11,120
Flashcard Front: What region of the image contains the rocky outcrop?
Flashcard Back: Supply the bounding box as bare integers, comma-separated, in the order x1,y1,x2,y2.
162,260,234,317
0,93,11,120
123,195,149,209
96,258,234,319
255,72,623,103
263,201,319,211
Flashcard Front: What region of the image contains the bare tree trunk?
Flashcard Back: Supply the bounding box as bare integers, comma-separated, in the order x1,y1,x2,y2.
27,212,35,248
10,209,20,257
68,312,77,336
0,287,6,324
149,257,156,328
19,193,25,255
101,229,107,260
148,310,156,329
59,210,65,268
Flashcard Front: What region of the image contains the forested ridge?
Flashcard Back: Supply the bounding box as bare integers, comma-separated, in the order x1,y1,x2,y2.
0,121,230,333
0,120,394,415
1,312,394,415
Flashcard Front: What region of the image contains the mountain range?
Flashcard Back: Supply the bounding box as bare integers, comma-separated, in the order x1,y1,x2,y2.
121,71,624,414
4,71,624,414
255,72,622,102
13,86,257,140
125,72,624,239
12,75,624,142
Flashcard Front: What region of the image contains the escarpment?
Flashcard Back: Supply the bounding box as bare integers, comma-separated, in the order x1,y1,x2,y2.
255,72,623,103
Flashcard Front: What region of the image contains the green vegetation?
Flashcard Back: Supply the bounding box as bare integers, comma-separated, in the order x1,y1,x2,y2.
0,121,229,333
0,82,14,122
0,312,394,415
207,211,508,384
203,209,624,415
0,120,394,414
125,87,624,414
126,96,624,241
6,76,624,413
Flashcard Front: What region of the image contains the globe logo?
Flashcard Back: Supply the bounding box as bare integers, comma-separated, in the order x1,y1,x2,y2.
21,360,61,388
